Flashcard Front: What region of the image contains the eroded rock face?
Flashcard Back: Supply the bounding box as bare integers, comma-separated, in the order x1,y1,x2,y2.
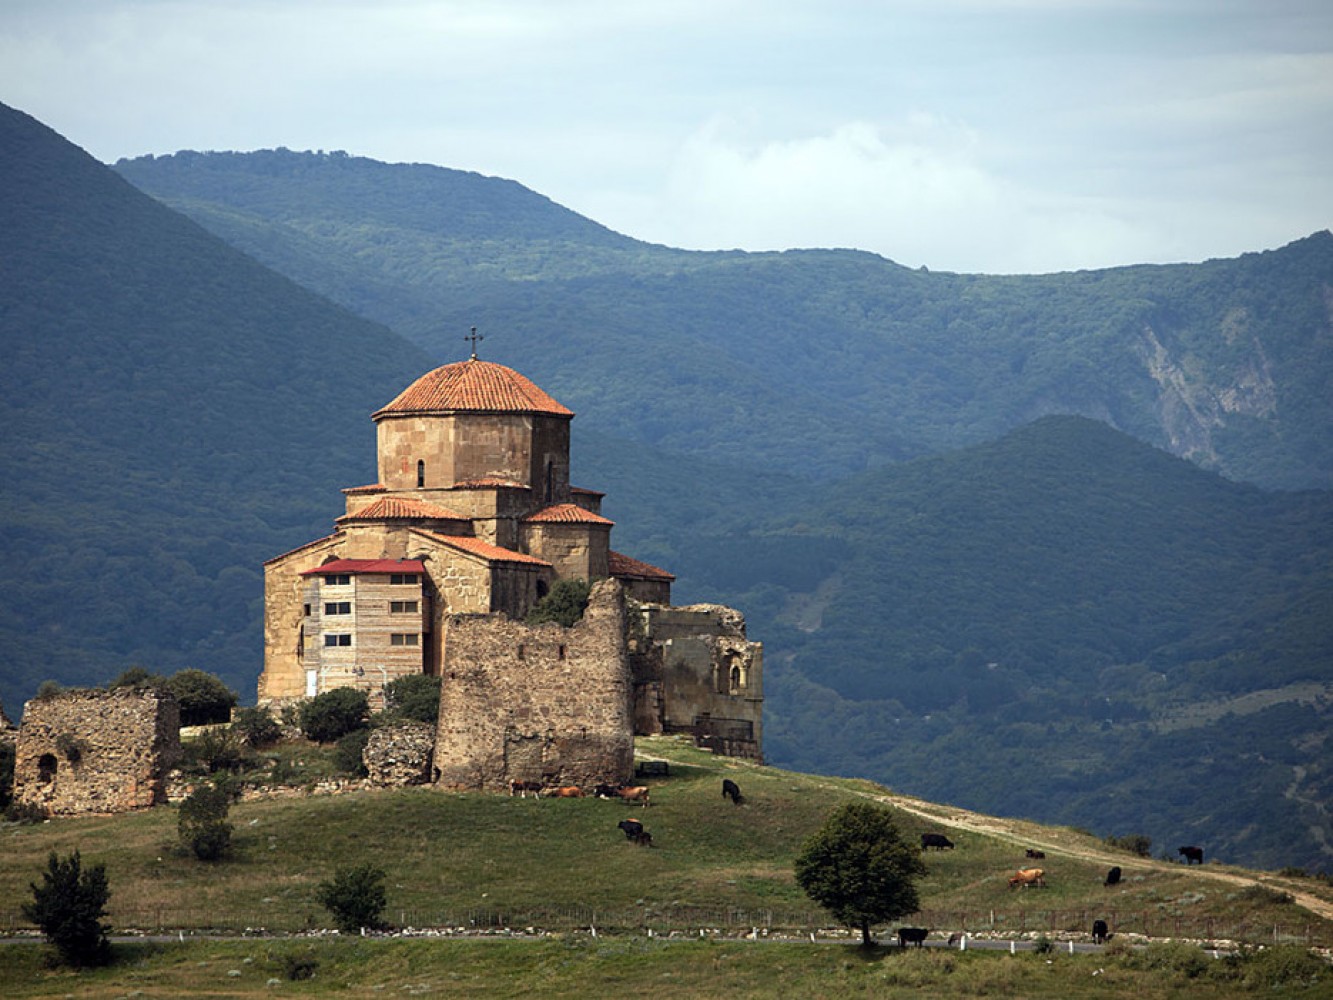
13,688,181,816
364,722,436,786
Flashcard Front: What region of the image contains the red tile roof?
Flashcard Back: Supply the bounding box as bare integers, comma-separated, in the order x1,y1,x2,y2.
342,483,386,495
608,550,676,582
300,559,426,576
415,531,551,566
524,503,614,525
337,496,469,522
374,360,573,419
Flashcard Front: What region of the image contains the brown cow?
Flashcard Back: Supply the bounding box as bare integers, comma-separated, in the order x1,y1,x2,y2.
1007,867,1045,889
617,785,651,808
544,786,585,798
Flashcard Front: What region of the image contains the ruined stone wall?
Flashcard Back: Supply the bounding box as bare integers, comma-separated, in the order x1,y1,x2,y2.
632,604,764,761
364,722,436,786
433,578,634,791
13,688,181,816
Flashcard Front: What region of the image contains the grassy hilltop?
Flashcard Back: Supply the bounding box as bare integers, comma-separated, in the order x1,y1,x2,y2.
1,737,1330,997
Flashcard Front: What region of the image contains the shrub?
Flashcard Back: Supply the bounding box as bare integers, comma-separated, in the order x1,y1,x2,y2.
381,674,442,725
335,728,371,777
178,783,233,861
283,951,319,981
1237,883,1293,905
0,739,13,811
1032,934,1054,954
108,666,162,690
35,680,65,700
179,727,247,775
1241,945,1327,989
300,688,369,743
232,706,282,748
525,578,591,627
1104,833,1152,857
167,669,238,726
22,851,112,967
315,864,387,933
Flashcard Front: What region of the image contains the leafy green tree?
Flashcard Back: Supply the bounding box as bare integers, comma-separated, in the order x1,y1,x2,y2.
381,674,441,724
22,851,112,967
794,802,926,946
315,864,387,933
167,669,238,726
335,728,371,777
231,705,282,748
178,783,233,861
525,578,591,627
300,688,369,743
108,666,162,690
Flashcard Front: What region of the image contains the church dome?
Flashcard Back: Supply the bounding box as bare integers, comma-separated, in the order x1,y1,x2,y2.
373,359,573,419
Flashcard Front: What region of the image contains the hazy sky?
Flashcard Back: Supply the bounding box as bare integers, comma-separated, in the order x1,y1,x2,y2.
3,0,1331,273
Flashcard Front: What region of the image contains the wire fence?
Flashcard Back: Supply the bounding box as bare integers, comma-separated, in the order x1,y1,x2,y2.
1,904,1327,947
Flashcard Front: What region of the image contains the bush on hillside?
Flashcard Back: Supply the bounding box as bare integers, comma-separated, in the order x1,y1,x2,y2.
179,726,247,775
107,666,163,690
315,864,387,933
300,688,369,743
167,669,238,726
335,728,371,777
178,782,233,861
1104,833,1152,857
381,674,441,725
22,851,112,967
232,706,282,748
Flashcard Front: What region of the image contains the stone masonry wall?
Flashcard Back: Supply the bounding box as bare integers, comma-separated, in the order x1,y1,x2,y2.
433,578,634,792
13,688,181,816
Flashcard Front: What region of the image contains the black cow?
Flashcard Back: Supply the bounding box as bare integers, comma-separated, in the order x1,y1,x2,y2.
1092,919,1109,944
921,833,954,850
1178,845,1203,865
722,778,743,804
593,783,621,799
1025,848,1046,860
898,927,929,948
1104,866,1122,886
618,818,652,846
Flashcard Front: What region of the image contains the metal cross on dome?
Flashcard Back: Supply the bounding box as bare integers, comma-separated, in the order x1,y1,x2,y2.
465,326,483,360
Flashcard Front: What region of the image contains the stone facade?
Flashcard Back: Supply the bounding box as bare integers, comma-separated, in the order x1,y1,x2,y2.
434,579,635,791
12,688,181,816
630,603,764,760
364,722,437,787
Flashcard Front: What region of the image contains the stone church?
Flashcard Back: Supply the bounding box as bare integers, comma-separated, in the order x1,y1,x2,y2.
260,351,763,783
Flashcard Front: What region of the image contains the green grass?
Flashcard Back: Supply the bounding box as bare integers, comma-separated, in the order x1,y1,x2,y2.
1,937,1328,999
2,737,1329,951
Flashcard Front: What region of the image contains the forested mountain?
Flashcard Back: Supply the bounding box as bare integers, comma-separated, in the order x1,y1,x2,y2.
2,105,1329,870
116,149,1333,491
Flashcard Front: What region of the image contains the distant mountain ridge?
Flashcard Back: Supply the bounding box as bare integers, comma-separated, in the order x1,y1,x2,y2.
116,149,1333,490
2,104,1329,870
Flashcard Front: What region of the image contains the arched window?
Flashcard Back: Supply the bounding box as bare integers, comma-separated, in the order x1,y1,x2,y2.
417,460,426,488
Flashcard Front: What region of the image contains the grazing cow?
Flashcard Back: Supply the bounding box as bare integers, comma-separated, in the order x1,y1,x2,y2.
1007,867,1045,889
1104,866,1122,886
616,785,651,808
617,818,653,847
1178,846,1203,865
921,833,954,851
1025,848,1046,860
592,783,621,799
509,780,543,798
545,785,585,798
897,927,929,948
722,778,743,804
1091,919,1109,944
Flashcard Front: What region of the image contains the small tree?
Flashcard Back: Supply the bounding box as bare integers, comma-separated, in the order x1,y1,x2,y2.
334,728,371,777
794,802,926,946
167,669,238,726
232,706,282,748
178,783,233,861
381,674,442,725
22,851,112,967
525,578,591,627
315,864,387,933
108,666,163,690
300,688,369,743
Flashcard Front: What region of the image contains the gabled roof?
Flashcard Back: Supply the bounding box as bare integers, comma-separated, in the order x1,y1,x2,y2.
608,550,676,582
300,558,426,577
524,503,614,526
337,496,469,523
373,359,573,419
414,530,551,567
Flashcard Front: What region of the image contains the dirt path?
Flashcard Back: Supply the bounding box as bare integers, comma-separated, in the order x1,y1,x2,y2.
870,789,1333,924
